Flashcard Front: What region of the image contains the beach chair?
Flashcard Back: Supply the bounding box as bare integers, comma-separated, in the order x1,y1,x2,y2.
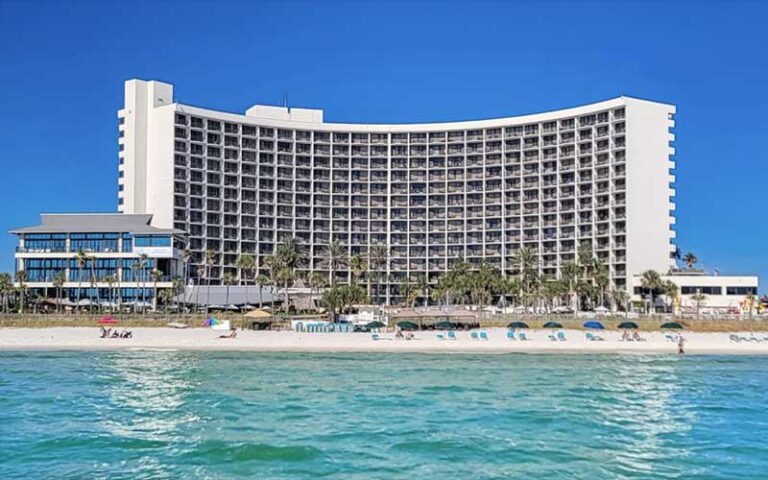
665,334,678,342
372,333,381,341
447,331,458,341
729,334,740,343
519,332,529,341
586,332,604,342
557,331,567,342
479,331,489,341
436,332,446,340
471,331,480,341
548,332,558,341
507,330,516,340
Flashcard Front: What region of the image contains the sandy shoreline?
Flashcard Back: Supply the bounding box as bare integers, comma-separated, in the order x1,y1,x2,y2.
1,327,768,355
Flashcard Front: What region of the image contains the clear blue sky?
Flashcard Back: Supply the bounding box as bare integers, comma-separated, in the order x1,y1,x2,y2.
1,1,766,292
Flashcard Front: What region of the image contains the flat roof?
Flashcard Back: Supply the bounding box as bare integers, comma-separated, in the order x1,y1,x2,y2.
9,213,185,235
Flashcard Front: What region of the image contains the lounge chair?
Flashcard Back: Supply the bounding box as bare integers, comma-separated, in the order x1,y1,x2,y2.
665,334,678,342
479,331,489,341
585,332,604,341
557,331,567,342
507,330,516,340
447,331,457,340
729,334,741,343
471,331,479,340
548,333,558,341
436,332,446,340
519,332,529,341
372,333,381,341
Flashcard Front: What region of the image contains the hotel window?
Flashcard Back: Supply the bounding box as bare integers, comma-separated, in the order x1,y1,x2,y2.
726,286,758,295
681,286,722,295
134,235,172,247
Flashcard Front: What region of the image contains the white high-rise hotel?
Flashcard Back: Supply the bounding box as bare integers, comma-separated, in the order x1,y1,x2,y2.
119,79,677,304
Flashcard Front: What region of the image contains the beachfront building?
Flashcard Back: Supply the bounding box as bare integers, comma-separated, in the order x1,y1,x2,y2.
10,213,185,309
118,79,678,304
632,271,760,316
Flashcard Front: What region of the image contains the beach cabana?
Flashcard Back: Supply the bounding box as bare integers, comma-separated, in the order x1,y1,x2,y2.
661,322,684,329
243,308,274,330
543,321,563,329
583,320,605,329
507,321,529,329
396,321,419,331
617,321,639,329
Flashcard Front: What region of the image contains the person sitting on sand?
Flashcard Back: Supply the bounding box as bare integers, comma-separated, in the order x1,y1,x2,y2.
111,330,120,338
678,335,685,354
218,328,238,339
620,331,629,342
122,330,132,339
406,331,415,340
632,331,645,342
100,326,107,338
395,329,404,340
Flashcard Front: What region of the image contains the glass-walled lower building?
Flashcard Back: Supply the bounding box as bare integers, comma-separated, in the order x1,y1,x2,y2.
11,213,185,309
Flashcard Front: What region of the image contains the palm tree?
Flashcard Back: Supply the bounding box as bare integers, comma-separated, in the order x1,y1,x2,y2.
204,249,217,315
263,255,280,311
611,289,630,318
130,260,142,312
104,274,117,311
662,280,678,315
307,272,327,312
257,273,271,311
513,246,538,310
744,294,756,320
75,249,89,311
223,272,235,306
683,252,698,270
640,270,663,315
320,240,348,288
0,273,13,314
138,254,150,314
672,246,682,267
236,254,256,306
14,270,27,313
348,254,366,287
691,290,707,320
181,248,192,311
150,268,163,312
561,261,580,312
593,261,610,308
368,244,390,305
53,271,66,313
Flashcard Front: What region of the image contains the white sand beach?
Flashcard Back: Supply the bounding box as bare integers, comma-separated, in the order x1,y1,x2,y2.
2,327,768,354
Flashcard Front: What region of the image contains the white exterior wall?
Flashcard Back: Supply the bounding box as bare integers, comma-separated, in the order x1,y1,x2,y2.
624,98,676,286
119,79,173,216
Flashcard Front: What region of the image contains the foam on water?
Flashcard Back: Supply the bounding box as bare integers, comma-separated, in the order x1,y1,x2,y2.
1,351,767,479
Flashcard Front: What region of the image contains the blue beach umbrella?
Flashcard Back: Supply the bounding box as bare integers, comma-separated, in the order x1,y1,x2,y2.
583,320,605,330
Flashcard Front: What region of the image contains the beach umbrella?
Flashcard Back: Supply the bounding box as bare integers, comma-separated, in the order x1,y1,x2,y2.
661,322,684,329
203,317,222,327
543,321,563,329
507,321,529,329
366,320,386,329
618,321,639,329
97,316,118,325
583,320,605,329
396,321,419,331
435,320,454,330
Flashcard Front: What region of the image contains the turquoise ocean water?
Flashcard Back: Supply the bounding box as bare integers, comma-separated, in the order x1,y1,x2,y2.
1,351,767,479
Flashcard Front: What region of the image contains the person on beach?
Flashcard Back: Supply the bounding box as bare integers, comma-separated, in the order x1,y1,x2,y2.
678,335,685,354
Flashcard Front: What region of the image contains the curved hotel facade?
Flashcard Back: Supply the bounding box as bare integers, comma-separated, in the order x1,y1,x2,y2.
119,79,677,303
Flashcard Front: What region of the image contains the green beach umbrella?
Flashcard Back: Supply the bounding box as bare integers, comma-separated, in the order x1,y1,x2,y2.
435,320,454,330
366,321,385,329
661,322,684,329
543,321,563,329
618,321,639,329
396,321,419,331
507,321,529,329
